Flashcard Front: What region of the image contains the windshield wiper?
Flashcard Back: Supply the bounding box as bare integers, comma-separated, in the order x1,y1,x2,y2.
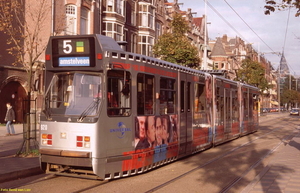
77,97,101,122
43,96,52,120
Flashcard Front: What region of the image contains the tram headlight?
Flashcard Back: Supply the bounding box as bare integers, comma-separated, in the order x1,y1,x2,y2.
60,132,67,139
42,140,47,145
84,142,90,148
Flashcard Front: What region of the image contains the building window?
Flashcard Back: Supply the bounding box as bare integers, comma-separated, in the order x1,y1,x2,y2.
107,0,124,15
156,22,162,38
80,7,89,34
116,24,123,41
131,1,136,26
107,0,113,12
149,6,154,29
140,5,147,27
104,22,123,41
131,34,137,53
116,0,124,15
106,23,113,38
65,5,77,35
214,62,219,69
139,4,155,29
148,37,153,56
139,35,154,56
221,63,225,69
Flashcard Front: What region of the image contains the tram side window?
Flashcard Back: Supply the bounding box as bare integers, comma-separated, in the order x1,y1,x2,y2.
180,81,184,112
216,87,224,124
194,83,206,112
232,90,239,122
137,73,154,115
194,83,210,124
107,70,131,116
243,92,249,119
253,94,258,111
160,78,175,114
249,93,254,118
225,90,231,121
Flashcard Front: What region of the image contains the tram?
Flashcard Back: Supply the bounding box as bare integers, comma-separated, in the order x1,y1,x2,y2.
39,34,259,180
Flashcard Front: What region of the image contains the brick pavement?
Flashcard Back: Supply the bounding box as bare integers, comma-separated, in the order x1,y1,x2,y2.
0,124,41,184
242,115,300,193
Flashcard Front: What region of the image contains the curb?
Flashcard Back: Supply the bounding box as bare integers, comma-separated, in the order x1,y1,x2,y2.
0,167,43,184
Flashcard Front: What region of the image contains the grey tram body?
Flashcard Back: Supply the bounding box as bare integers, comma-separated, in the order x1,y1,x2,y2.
39,34,259,180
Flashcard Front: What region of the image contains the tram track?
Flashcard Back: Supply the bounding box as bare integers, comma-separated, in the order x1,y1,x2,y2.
6,128,281,193
144,115,299,193
4,114,297,193
144,128,284,193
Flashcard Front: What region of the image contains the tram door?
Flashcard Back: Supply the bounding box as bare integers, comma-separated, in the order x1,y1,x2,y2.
178,73,193,156
242,89,249,133
224,88,232,136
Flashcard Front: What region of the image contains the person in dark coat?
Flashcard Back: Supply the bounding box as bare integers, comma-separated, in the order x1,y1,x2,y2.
4,103,15,136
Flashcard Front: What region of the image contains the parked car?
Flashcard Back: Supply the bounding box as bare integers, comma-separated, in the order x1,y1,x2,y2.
290,108,299,115
261,108,268,113
270,108,278,112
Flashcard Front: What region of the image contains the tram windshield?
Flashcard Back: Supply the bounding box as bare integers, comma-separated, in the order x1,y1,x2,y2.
44,72,102,118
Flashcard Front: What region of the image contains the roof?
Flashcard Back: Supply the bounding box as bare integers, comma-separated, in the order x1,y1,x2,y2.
193,17,203,27
210,37,227,57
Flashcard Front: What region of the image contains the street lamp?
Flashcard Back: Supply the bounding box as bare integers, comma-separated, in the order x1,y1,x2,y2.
203,0,208,70
278,72,281,112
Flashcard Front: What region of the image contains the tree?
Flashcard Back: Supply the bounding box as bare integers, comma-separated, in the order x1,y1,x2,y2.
153,13,200,68
281,89,300,107
235,59,269,91
265,0,300,17
0,0,51,153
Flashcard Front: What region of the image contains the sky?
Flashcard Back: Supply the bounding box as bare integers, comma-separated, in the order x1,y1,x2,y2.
179,0,300,75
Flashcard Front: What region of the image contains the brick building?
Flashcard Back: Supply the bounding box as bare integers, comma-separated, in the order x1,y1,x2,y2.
2,0,275,123
0,0,207,123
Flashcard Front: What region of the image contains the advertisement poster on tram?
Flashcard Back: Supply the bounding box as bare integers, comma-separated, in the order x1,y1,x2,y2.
135,115,178,151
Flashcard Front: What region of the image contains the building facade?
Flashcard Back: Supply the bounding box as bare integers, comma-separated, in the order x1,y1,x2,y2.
0,0,278,123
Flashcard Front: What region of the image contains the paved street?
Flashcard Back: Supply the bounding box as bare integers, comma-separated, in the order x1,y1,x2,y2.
1,113,300,193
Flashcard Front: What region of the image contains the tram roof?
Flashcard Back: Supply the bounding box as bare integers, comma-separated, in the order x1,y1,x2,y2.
95,34,123,52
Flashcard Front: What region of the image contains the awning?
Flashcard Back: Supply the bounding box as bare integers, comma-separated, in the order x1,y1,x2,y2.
270,101,279,106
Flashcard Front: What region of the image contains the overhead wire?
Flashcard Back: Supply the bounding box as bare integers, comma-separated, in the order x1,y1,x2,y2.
203,0,296,74
282,7,296,74
220,0,295,75
204,0,248,42
283,7,291,52
223,0,277,54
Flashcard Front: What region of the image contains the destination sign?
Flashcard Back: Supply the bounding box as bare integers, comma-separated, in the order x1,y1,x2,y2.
52,37,95,67
58,57,90,67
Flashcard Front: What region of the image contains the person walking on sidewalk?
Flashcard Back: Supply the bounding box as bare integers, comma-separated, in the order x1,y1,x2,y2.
4,102,15,136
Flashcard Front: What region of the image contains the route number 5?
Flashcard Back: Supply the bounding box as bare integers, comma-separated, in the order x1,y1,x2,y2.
63,40,72,54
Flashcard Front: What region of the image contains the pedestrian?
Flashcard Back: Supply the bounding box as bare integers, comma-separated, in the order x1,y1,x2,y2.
4,102,16,136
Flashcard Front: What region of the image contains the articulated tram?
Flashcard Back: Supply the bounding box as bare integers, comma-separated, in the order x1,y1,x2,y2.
39,34,259,180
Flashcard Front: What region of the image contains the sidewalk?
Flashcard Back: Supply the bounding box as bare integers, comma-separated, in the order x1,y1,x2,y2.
242,128,300,193
0,124,41,183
